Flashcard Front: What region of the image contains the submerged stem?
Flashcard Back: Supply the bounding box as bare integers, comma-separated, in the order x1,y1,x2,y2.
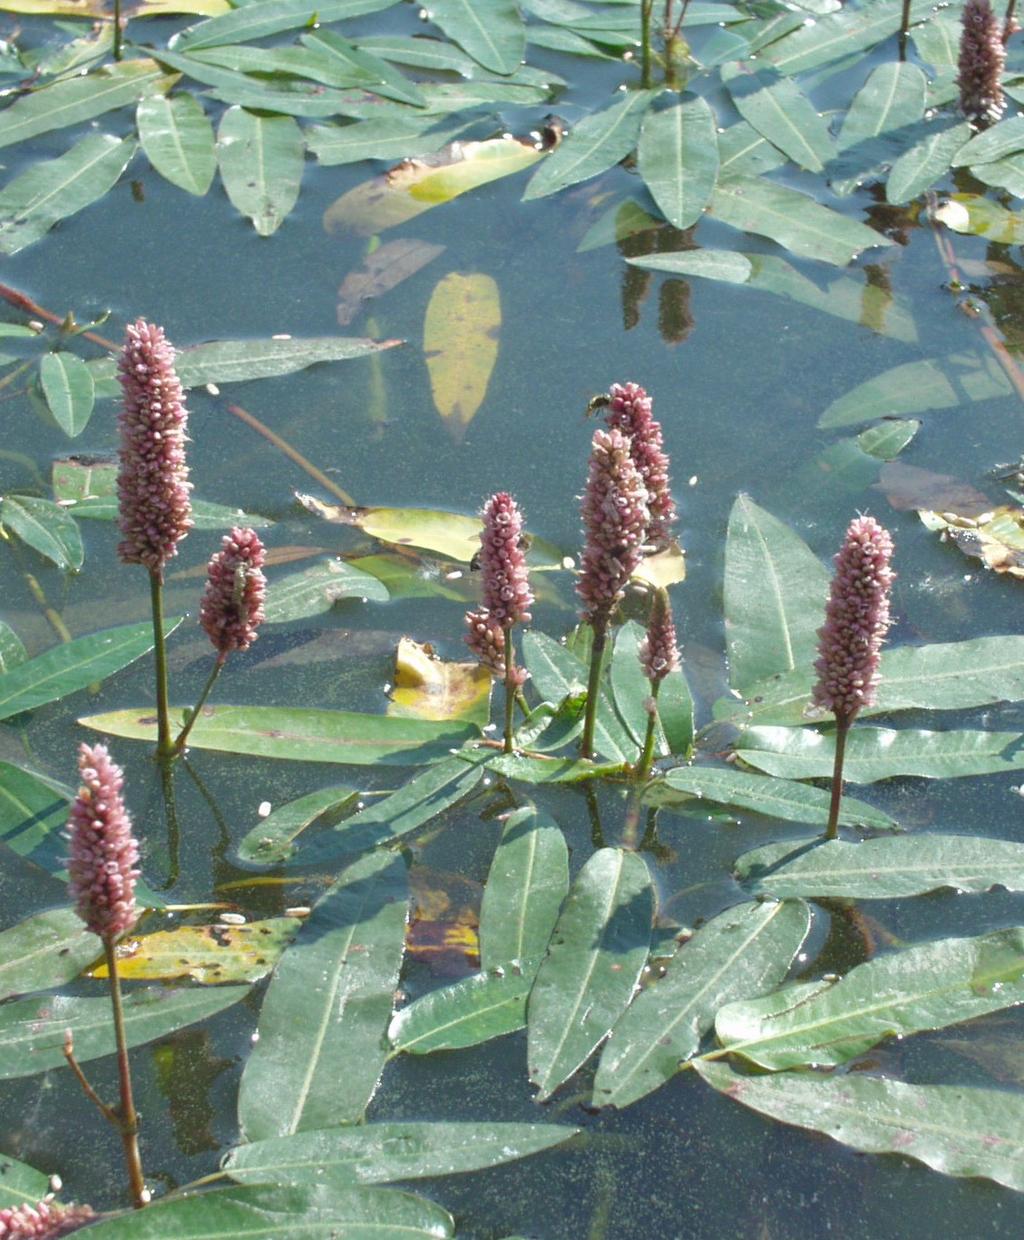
104,938,146,1209
825,715,851,841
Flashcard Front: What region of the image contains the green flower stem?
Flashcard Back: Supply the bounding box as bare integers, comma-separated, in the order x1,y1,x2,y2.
113,0,123,60
104,937,147,1209
148,570,174,761
825,714,851,841
581,618,608,759
173,657,225,755
641,0,654,86
635,680,662,781
502,624,516,754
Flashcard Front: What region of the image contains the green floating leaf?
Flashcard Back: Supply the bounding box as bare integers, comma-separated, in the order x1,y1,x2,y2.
0,1154,48,1209
0,60,172,151
722,62,834,172
137,93,216,196
857,419,919,460
528,848,654,1101
832,62,926,195
39,352,95,437
522,90,658,200
1,495,82,571
264,559,388,625
480,753,620,783
223,1121,577,1189
71,495,273,529
696,1061,1024,1194
609,620,665,753
714,926,1024,1071
886,120,971,204
0,907,98,1001
80,705,475,765
425,0,525,74
737,834,1024,899
307,116,465,166
389,967,532,1054
0,621,26,674
724,495,829,694
759,0,932,75
717,118,788,177
952,114,1024,167
736,725,1024,783
0,133,136,257
711,174,890,266
593,899,811,1109
298,31,425,105
0,985,249,1079
236,786,357,865
480,806,568,976
173,0,401,51
637,96,719,229
657,662,695,756
649,766,895,830
626,249,752,283
217,107,304,237
81,1184,453,1240
0,619,174,723
238,850,409,1140
0,760,70,870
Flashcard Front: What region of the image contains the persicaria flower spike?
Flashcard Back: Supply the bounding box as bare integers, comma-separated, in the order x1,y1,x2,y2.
812,516,895,724
67,744,139,941
199,527,267,661
464,609,527,685
117,319,193,574
958,0,1006,128
604,382,676,546
476,492,533,627
0,1200,96,1239
639,588,680,684
577,427,650,625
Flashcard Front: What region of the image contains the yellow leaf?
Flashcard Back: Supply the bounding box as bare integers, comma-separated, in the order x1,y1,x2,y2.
91,918,300,984
323,136,544,237
919,507,1024,579
633,539,686,588
388,636,491,724
424,272,500,441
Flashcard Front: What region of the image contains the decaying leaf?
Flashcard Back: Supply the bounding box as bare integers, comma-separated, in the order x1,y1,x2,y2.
388,636,492,725
919,506,1024,578
297,493,484,560
407,865,481,977
91,918,301,984
632,539,686,588
323,134,548,236
876,461,993,514
337,238,446,327
424,271,500,441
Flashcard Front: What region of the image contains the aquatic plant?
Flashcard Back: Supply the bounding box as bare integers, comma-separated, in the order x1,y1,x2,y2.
636,586,681,780
0,1199,96,1239
958,0,1007,128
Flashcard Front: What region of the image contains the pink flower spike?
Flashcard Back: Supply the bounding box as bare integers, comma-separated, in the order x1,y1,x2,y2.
0,1200,96,1239
199,527,268,661
958,0,1006,128
577,427,650,626
116,319,193,574
639,588,680,684
604,381,676,546
476,492,533,628
812,516,895,724
66,744,139,942
464,609,527,685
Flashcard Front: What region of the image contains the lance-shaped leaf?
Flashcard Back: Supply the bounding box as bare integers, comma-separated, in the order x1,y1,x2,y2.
0,133,136,256
714,927,1024,1071
425,0,525,73
737,835,1024,899
263,559,388,625
710,175,889,266
308,116,465,167
724,495,829,693
735,725,1024,783
593,899,810,1109
831,62,926,194
80,1184,453,1239
695,1062,1024,1193
0,619,176,722
173,0,402,50
528,848,654,1100
389,967,533,1054
0,760,70,870
0,1154,48,1209
952,115,1024,167
1,496,82,571
759,0,933,75
480,806,568,976
79,705,476,765
523,90,658,199
137,93,216,195
0,621,26,675
647,766,895,830
637,96,719,229
223,1121,578,1189
238,850,409,1140
722,62,834,172
0,985,249,1078
218,107,304,236
39,351,95,437
886,120,971,203
424,272,500,442
236,786,357,865
0,907,99,1001
627,249,752,283
91,918,301,984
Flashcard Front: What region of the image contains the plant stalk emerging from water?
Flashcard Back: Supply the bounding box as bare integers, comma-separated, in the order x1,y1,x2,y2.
636,587,680,780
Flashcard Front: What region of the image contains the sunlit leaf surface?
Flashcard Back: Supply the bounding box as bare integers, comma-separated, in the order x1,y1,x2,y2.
424,271,500,440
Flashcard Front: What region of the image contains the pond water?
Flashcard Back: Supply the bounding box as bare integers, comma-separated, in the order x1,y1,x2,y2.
3,1,1024,1236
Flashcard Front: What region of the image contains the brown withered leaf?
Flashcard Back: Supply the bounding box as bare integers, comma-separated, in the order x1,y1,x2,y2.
388,636,491,725
407,864,481,977
919,506,1024,578
337,239,445,327
876,461,993,515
